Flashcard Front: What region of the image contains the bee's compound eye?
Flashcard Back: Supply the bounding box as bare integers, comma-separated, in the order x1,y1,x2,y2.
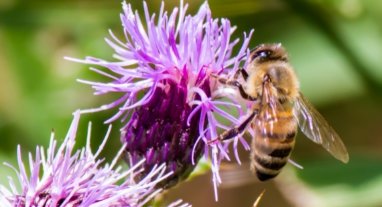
251,49,273,61
259,50,271,58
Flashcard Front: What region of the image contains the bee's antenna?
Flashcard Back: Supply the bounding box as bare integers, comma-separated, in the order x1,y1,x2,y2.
238,48,253,61
245,45,264,61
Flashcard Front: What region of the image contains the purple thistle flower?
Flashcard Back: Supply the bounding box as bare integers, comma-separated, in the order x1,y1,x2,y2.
0,111,190,207
67,0,253,199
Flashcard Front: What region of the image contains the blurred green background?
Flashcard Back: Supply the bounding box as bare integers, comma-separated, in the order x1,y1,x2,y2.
1,0,382,206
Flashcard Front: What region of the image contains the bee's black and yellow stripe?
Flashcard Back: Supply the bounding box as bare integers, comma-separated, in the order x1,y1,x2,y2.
250,103,297,181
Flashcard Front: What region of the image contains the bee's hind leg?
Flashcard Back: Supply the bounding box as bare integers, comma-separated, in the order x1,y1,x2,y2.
209,109,258,144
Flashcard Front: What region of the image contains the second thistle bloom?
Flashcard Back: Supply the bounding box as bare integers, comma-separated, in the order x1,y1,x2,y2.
0,111,189,207
70,0,253,196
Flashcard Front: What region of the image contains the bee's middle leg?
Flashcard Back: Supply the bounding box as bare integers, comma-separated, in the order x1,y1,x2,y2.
209,109,257,143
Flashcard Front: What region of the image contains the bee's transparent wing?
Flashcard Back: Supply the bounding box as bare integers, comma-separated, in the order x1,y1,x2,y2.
255,81,293,157
294,93,349,163
257,81,283,140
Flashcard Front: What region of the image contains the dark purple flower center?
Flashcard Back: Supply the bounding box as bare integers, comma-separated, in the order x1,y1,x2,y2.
123,71,210,188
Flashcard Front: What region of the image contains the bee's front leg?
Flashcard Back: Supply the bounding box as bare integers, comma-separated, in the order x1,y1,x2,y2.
212,69,256,101
235,67,249,80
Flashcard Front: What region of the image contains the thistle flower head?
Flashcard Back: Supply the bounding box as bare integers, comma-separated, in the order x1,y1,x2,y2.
68,0,253,199
0,111,189,207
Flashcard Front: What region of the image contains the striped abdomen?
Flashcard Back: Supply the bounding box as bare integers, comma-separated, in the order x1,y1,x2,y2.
250,106,297,181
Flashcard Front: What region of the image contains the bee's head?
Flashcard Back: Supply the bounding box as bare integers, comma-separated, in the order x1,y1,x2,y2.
245,43,299,99
249,43,288,63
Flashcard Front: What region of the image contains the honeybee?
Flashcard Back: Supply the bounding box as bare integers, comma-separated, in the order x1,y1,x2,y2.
212,43,349,181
